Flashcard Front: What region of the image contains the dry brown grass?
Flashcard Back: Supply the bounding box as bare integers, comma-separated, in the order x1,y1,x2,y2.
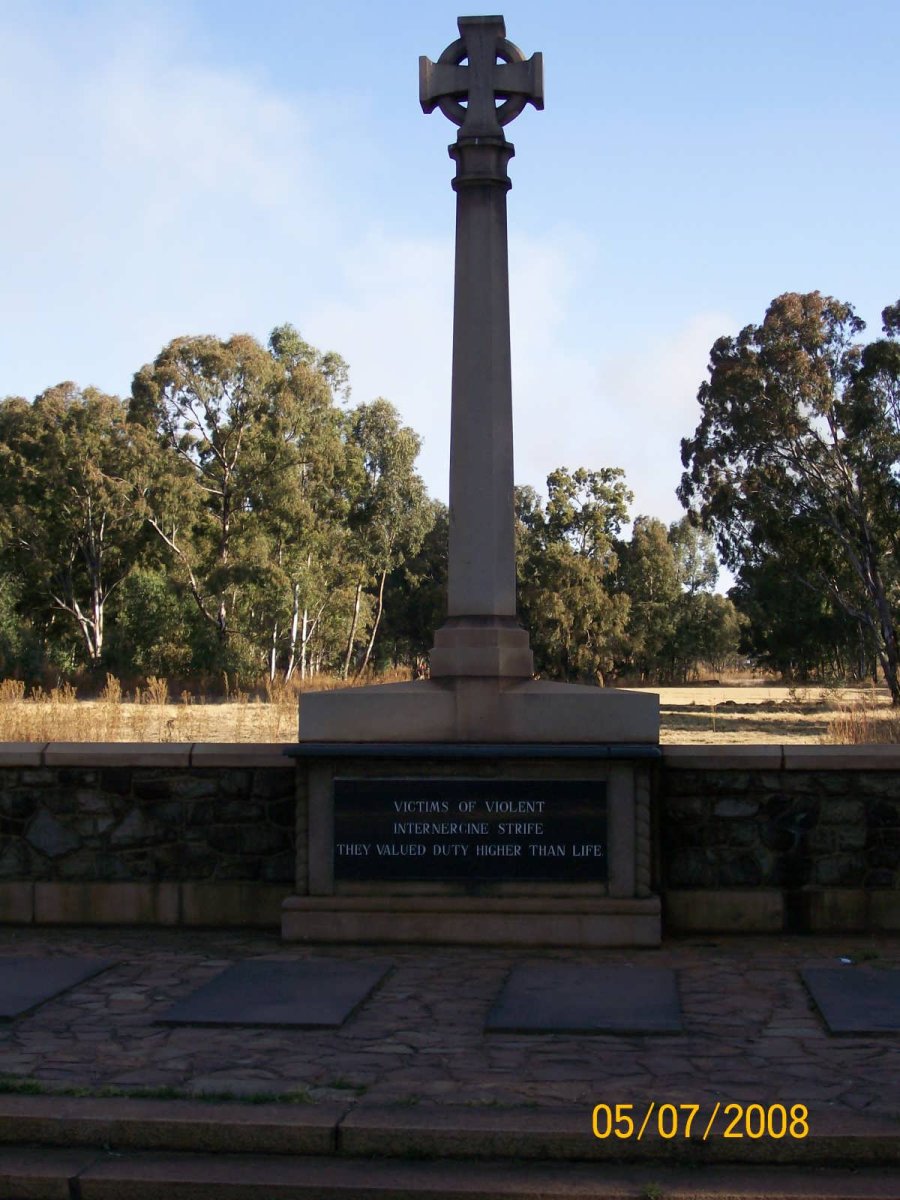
0,673,895,745
0,668,414,744
824,693,900,744
628,682,897,744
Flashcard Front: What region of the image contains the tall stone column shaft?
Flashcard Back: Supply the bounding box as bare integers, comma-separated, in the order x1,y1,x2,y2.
421,15,542,679
429,135,534,679
446,138,516,619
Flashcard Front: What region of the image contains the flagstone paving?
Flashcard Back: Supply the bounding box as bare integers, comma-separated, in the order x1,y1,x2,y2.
0,929,897,1127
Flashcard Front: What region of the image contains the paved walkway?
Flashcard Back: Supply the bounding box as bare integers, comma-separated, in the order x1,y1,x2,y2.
1,929,898,1124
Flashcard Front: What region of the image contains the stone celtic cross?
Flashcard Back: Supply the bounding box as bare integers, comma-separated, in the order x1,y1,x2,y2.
421,16,542,680
420,15,543,141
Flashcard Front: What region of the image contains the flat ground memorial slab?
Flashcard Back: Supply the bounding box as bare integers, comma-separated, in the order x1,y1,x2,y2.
802,967,900,1035
158,958,391,1028
0,957,114,1020
486,963,682,1034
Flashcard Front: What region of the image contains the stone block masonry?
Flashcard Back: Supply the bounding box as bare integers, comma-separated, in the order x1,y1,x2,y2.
661,746,900,933
0,743,897,933
0,744,296,927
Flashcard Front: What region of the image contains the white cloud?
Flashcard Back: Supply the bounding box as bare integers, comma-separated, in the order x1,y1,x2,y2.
505,229,731,532
92,56,310,221
306,228,455,497
0,6,332,398
304,225,604,507
593,312,734,526
313,218,732,541
509,228,600,491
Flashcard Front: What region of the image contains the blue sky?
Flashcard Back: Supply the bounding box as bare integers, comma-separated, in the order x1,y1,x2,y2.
2,0,898,547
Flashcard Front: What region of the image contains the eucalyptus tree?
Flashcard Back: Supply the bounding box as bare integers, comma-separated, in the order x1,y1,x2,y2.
260,326,359,680
668,515,718,596
130,333,280,664
0,384,147,667
680,292,900,702
130,329,352,678
343,398,433,678
378,499,448,671
516,467,632,683
615,516,682,681
730,556,867,681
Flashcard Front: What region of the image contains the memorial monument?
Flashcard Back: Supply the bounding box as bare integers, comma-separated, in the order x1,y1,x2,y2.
283,16,660,945
300,15,657,746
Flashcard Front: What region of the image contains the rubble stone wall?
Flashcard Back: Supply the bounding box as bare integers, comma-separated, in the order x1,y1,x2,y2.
0,743,896,931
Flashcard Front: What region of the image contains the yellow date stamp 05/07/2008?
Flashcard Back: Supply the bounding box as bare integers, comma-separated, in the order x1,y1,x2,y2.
591,1102,810,1141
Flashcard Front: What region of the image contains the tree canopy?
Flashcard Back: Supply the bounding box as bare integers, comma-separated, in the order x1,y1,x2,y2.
7,299,897,694
0,385,147,665
680,291,900,701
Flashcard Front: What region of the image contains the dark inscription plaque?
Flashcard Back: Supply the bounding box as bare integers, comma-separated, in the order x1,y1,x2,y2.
333,778,607,883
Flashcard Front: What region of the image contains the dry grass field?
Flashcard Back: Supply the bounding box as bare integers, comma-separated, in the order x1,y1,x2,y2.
0,675,896,744
632,683,898,744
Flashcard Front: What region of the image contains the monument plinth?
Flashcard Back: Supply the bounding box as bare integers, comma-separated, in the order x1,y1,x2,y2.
284,16,660,947
299,15,658,746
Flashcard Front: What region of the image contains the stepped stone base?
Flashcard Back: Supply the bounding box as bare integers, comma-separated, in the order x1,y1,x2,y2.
299,677,659,744
429,619,535,678
281,895,661,946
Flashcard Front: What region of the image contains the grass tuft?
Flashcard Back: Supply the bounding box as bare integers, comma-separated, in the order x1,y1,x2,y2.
824,691,900,743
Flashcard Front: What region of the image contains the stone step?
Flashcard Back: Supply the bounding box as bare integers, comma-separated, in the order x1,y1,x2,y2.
2,1148,898,1200
0,1096,897,1169
340,1105,900,1168
0,1095,343,1156
281,895,661,946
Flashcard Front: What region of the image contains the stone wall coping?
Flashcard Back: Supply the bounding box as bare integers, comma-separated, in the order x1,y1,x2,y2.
42,743,194,767
0,742,47,766
662,744,900,769
0,740,896,770
781,744,900,770
662,745,783,769
189,743,296,768
0,742,295,768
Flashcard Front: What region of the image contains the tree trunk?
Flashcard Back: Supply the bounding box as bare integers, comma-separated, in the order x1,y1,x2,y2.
286,584,301,682
269,619,278,682
875,634,900,706
62,586,102,665
297,601,326,682
355,569,387,680
92,578,103,662
873,584,900,705
296,607,307,682
342,583,363,680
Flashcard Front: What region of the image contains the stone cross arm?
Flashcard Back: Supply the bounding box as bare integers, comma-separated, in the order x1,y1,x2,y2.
420,15,543,140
